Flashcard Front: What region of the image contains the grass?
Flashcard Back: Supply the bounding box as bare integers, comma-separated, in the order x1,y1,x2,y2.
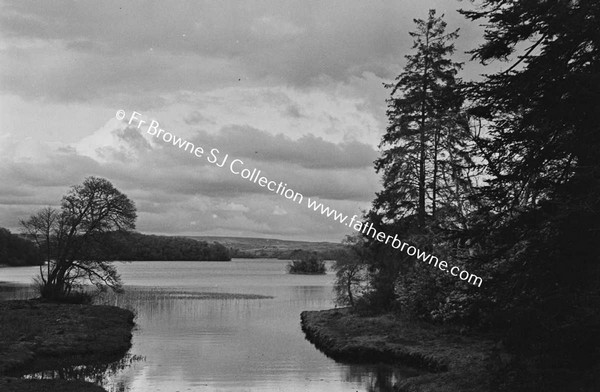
301,308,498,392
0,313,44,344
0,299,135,392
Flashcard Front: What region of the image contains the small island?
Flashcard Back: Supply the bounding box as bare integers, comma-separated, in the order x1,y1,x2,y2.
287,250,326,275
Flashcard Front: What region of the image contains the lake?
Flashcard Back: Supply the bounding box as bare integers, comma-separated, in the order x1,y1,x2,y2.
0,259,416,391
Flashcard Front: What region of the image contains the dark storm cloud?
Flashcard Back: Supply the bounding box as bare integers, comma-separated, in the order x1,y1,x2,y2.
0,0,478,101
188,125,378,170
0,122,379,238
118,124,379,200
0,121,378,204
0,0,489,241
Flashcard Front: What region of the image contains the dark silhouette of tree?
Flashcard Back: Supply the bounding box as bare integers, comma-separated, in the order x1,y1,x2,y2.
287,250,326,274
333,235,371,307
358,10,478,313
458,0,600,375
0,227,43,266
21,177,136,300
461,0,600,212
376,9,472,228
107,232,230,261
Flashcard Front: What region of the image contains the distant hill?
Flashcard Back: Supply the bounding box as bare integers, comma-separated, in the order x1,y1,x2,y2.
186,236,345,259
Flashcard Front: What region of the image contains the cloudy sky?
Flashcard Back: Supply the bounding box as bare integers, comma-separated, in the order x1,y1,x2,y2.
0,0,491,242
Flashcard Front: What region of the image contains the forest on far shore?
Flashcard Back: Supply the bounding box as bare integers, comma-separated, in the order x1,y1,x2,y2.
105,232,231,261
0,228,231,265
0,227,43,266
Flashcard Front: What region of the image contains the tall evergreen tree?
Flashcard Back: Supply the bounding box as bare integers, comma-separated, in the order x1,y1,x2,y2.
355,10,479,312
375,9,472,229
460,0,600,374
462,0,600,212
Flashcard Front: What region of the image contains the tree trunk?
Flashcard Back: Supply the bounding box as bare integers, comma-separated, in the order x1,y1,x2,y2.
432,124,440,219
418,28,431,228
347,269,355,307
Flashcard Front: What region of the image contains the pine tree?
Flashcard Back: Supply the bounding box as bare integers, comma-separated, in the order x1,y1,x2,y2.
357,10,479,313
375,10,473,229
459,0,600,373
462,0,600,210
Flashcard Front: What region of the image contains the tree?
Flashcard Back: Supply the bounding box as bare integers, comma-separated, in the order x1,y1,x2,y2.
0,227,43,266
461,0,600,213
359,10,478,313
103,232,231,261
375,9,472,228
21,177,136,300
287,250,326,274
458,0,600,371
333,235,371,307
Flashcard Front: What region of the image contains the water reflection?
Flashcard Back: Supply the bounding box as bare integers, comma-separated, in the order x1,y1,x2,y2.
1,260,421,391
342,363,423,392
22,354,145,392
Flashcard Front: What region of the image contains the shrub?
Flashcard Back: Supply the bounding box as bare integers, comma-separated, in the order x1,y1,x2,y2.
287,250,326,275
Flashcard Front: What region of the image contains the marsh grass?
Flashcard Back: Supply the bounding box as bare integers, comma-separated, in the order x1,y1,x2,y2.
96,287,272,304
0,312,44,343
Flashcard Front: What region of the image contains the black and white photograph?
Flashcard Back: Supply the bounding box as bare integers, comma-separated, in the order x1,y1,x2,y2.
0,1,598,391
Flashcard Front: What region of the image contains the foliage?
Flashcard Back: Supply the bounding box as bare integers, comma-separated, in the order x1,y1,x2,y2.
332,235,371,307
21,177,137,300
0,227,43,266
353,4,600,376
287,250,326,275
105,232,230,261
356,11,481,316
461,0,600,212
455,0,600,366
375,9,477,228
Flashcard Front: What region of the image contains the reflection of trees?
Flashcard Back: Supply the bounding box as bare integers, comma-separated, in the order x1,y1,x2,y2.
342,363,421,392
343,365,394,392
22,353,145,391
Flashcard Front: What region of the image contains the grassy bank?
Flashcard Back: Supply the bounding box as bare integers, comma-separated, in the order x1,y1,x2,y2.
0,299,135,392
301,308,499,392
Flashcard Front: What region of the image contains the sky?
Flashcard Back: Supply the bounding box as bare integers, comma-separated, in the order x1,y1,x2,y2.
0,0,492,242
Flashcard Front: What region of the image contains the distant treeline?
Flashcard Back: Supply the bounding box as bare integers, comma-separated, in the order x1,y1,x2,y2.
107,232,231,261
229,247,339,260
0,227,43,266
1,228,230,265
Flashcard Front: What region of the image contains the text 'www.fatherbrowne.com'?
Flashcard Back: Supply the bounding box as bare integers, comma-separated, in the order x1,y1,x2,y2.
118,110,483,287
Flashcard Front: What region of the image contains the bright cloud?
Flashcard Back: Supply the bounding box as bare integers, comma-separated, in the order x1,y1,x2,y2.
0,0,486,241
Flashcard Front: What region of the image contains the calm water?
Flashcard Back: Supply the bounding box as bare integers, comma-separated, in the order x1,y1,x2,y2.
0,259,417,391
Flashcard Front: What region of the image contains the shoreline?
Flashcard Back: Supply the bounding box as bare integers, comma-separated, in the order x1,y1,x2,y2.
301,308,497,392
0,299,135,392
